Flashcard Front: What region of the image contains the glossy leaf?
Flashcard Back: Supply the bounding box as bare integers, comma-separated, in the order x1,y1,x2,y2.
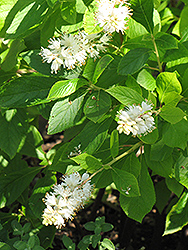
1,39,26,71
72,153,102,173
120,162,155,223
131,0,154,33
162,118,188,150
0,109,28,158
118,48,152,76
112,168,140,197
84,91,111,122
164,190,188,235
0,157,42,208
156,72,182,103
0,74,57,108
110,130,119,158
160,105,185,124
48,94,85,134
29,174,57,218
137,69,156,91
92,55,114,84
106,86,144,106
174,153,188,189
47,78,88,100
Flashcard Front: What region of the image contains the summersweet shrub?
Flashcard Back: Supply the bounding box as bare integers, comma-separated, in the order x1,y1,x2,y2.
0,0,188,248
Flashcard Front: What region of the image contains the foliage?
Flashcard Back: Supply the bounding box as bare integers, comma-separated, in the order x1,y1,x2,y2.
0,0,188,248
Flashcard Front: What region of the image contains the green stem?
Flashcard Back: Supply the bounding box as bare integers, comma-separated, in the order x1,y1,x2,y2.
151,34,163,73
89,83,105,91
82,142,143,184
104,141,143,167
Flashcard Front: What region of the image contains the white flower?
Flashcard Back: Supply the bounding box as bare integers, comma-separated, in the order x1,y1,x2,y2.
117,101,155,136
40,31,111,74
95,0,132,34
42,171,93,229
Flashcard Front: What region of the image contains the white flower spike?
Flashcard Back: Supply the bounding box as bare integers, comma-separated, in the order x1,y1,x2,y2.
117,101,155,136
40,31,111,74
42,172,93,229
95,0,132,34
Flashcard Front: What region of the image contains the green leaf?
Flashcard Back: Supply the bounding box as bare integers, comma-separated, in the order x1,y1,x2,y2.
11,220,23,235
150,140,173,161
92,55,114,84
33,246,45,250
138,127,159,144
180,5,188,36
92,169,113,188
101,223,113,233
156,72,182,103
96,55,125,89
163,91,182,106
48,94,85,134
47,78,88,100
29,173,56,218
83,4,102,34
84,91,111,122
0,74,58,108
60,1,77,24
155,180,171,214
82,58,96,81
92,235,101,248
50,119,112,171
112,168,140,197
3,0,49,39
125,18,148,39
72,153,102,173
38,226,56,249
160,105,185,124
21,50,52,75
46,0,58,8
0,0,17,32
120,161,156,223
118,48,152,76
123,153,141,178
0,109,28,158
18,125,45,160
110,130,119,158
106,86,144,106
144,145,173,178
0,242,11,250
101,238,115,250
76,0,87,14
0,158,42,208
62,235,75,250
84,221,95,231
164,43,188,68
166,177,184,198
13,241,28,250
155,32,178,50
125,75,142,95
137,69,156,91
130,0,154,33
164,190,188,235
28,235,38,249
174,153,188,189
162,118,188,150
1,39,26,72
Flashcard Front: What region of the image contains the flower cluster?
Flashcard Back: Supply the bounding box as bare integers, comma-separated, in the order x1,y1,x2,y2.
40,32,110,74
117,101,155,136
42,172,93,229
95,0,132,34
